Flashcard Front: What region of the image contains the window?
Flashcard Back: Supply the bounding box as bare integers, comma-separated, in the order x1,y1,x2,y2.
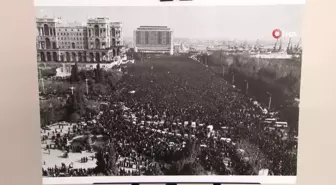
94,25,99,37
65,29,67,31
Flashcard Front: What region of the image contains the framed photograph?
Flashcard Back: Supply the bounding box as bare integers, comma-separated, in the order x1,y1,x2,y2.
35,0,304,184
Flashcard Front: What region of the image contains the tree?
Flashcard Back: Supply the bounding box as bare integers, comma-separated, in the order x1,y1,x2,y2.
64,87,86,121
39,98,66,126
69,112,80,123
167,139,205,175
92,83,109,96
144,162,163,175
95,63,104,83
106,144,118,175
168,158,205,175
95,149,107,175
180,161,205,175
106,70,122,89
70,62,79,83
94,140,118,175
41,68,57,78
40,109,52,126
78,70,88,81
182,139,199,160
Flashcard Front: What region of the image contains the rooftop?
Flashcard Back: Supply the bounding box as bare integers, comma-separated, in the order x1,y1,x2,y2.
137,26,171,31
139,26,168,28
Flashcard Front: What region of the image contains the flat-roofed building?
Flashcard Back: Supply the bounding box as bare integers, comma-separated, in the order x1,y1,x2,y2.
133,26,173,55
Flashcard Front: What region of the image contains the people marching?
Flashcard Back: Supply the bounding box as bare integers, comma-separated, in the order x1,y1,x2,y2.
41,56,297,177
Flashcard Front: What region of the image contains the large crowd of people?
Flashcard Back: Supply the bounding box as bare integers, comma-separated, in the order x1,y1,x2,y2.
41,55,298,177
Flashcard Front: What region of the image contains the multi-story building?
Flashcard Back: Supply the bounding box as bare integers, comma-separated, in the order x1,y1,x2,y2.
36,17,125,65
133,26,173,55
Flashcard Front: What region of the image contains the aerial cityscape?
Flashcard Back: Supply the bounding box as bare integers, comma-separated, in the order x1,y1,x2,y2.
37,6,302,178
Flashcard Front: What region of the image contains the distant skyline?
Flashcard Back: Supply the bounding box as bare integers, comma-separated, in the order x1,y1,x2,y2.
36,6,303,42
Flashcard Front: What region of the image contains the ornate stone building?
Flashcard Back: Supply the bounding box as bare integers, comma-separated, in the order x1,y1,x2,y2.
36,17,124,63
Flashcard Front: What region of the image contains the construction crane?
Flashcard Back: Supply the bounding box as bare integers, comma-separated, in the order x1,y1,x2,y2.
296,38,301,51
242,40,247,49
254,39,259,51
273,39,278,52
286,37,292,54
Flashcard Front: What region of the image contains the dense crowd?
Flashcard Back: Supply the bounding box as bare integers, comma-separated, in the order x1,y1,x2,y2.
41,56,297,177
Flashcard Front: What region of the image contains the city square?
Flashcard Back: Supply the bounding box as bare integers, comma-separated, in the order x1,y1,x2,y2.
36,6,301,177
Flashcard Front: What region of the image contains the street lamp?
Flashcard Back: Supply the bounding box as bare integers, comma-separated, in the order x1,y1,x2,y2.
40,78,45,92
70,86,75,95
231,72,235,84
85,79,89,95
244,80,249,94
266,92,272,110
38,68,45,92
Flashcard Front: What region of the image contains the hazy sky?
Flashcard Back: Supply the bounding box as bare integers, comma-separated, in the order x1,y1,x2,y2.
36,6,303,42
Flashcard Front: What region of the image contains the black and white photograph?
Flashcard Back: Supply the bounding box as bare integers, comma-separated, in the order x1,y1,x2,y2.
36,4,303,182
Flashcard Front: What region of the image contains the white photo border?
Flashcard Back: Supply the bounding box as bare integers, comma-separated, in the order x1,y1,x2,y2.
36,0,303,184
44,176,297,184
34,0,305,6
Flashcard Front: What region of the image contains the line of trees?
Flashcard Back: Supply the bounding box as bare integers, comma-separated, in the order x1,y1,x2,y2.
197,52,301,132
205,51,301,103
39,62,123,126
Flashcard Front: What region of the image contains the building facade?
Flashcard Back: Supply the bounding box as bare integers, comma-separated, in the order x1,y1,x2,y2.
133,26,173,55
36,17,125,64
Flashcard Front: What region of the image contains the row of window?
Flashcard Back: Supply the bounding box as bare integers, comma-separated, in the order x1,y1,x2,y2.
58,37,84,41
58,46,84,49
59,29,81,32
57,28,119,32
58,32,83,36
59,42,84,45
40,51,116,62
